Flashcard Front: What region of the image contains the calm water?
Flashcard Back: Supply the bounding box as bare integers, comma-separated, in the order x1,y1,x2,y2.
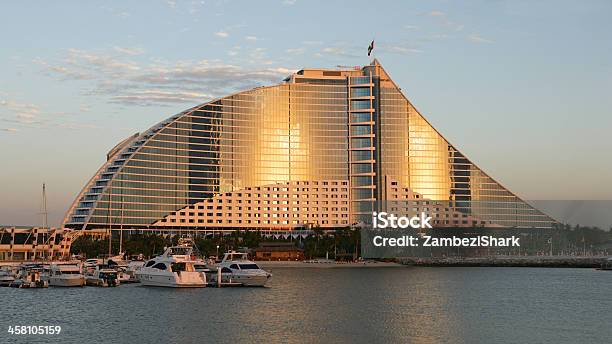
1,267,611,344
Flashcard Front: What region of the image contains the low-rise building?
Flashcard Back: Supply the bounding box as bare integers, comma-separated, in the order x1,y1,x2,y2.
253,242,305,261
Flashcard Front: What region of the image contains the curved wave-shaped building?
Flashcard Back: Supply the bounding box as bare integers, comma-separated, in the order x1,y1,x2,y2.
63,60,556,231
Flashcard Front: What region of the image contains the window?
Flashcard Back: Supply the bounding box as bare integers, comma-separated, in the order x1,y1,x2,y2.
151,263,167,270
238,264,260,270
145,260,155,267
229,264,239,270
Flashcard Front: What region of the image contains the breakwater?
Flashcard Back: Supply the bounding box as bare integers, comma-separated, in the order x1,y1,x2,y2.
399,256,609,268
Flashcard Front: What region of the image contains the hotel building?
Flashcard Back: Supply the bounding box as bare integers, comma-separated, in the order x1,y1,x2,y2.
63,60,556,232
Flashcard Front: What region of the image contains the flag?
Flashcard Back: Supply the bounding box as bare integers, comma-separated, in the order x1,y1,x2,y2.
368,40,374,56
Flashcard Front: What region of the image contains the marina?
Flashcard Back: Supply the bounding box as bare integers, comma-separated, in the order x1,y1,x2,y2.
0,239,273,290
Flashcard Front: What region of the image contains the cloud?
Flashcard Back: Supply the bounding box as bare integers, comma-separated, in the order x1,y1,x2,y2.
0,100,41,125
468,34,494,44
34,58,92,80
38,49,294,106
215,31,229,38
429,10,445,17
286,47,305,55
282,0,297,5
57,122,98,130
320,44,361,58
429,34,448,40
249,47,267,60
377,42,423,55
245,36,258,41
110,90,215,106
322,47,344,55
0,99,95,130
404,25,419,30
35,48,141,83
113,46,145,56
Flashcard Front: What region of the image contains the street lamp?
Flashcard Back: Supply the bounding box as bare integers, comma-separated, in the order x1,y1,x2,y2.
216,245,220,258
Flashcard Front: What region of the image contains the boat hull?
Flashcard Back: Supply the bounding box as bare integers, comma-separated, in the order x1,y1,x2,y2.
0,278,15,287
85,277,119,287
9,280,48,288
49,276,85,287
137,271,206,288
232,274,271,287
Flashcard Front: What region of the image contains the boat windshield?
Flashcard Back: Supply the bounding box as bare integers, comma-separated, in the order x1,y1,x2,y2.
171,263,187,272
168,247,192,256
238,264,260,270
64,271,81,274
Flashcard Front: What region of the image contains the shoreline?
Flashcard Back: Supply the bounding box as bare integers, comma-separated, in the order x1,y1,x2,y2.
257,260,404,268
2,256,609,269
399,256,610,268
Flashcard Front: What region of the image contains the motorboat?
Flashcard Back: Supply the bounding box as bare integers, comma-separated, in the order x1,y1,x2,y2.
10,265,48,288
136,245,207,287
83,254,124,268
0,268,15,287
48,263,85,287
114,266,133,284
213,251,272,287
85,265,119,287
123,261,144,283
599,257,612,271
83,258,103,268
106,258,135,283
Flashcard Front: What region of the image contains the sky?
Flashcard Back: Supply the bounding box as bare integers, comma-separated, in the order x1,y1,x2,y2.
0,0,611,227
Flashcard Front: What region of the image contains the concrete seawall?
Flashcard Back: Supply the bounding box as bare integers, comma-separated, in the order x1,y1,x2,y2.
399,256,610,268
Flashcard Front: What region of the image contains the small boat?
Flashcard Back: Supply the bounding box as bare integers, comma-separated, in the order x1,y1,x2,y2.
0,269,16,287
83,258,103,269
211,251,272,287
599,258,612,271
106,258,136,284
136,244,207,288
85,265,120,287
48,264,85,287
10,266,49,288
124,261,145,283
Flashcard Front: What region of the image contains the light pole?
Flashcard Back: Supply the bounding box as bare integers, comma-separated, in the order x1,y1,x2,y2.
216,245,220,258
549,237,553,256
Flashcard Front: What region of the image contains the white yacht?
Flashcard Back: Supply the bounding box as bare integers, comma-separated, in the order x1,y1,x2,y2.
48,264,85,287
85,265,120,287
214,251,271,287
136,245,207,288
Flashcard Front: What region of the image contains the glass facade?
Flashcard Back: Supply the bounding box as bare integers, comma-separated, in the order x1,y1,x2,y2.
63,60,556,230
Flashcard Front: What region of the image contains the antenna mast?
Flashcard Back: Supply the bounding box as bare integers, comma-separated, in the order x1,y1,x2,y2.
42,183,48,229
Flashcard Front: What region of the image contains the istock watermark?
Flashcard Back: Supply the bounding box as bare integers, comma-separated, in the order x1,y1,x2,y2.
372,211,432,229
362,211,524,258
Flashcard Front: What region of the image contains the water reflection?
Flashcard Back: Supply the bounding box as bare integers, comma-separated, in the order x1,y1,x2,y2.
2,268,611,344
